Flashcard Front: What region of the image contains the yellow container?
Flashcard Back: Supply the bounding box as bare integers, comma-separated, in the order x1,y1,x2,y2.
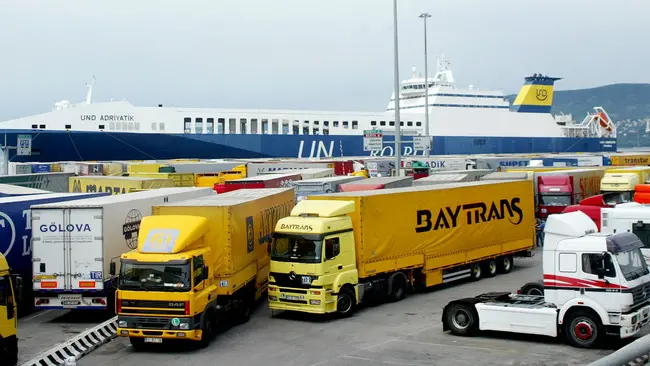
127,163,166,174
128,172,195,187
50,163,62,172
307,180,535,278
151,188,295,278
102,162,124,176
609,154,650,166
69,176,174,195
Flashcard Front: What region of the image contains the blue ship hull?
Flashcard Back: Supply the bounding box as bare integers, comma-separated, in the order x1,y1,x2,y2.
0,130,617,162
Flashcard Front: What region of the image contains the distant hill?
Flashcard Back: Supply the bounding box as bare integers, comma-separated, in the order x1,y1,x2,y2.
506,83,650,148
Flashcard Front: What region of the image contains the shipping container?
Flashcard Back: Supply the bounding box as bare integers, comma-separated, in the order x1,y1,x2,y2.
293,175,366,202
413,174,470,186
403,157,476,171
31,187,215,311
428,169,493,181
69,176,175,195
268,180,535,316
246,162,331,177
127,172,195,187
0,184,50,198
481,172,531,181
607,154,650,166
0,192,108,313
216,172,301,193
264,168,334,180
0,172,74,193
126,163,167,174
168,162,243,174
339,176,413,192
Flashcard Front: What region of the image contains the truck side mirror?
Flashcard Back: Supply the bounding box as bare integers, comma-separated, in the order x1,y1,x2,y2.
203,265,209,280
110,262,116,276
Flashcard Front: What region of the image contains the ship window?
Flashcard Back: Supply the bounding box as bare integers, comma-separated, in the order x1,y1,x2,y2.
400,122,404,126
217,118,225,134
314,120,319,125
389,121,395,126
159,123,165,131
151,123,157,131
352,121,358,129
135,122,140,131
184,118,191,134
128,122,134,131
333,121,339,127
343,121,349,129
261,119,269,134
65,124,71,129
272,119,279,134
39,124,46,129
99,124,105,130
195,118,203,134
282,119,289,135
313,127,319,135
31,124,37,129
380,121,386,126
416,122,422,126
240,118,247,134
323,121,329,127
251,119,258,134
293,125,299,135
407,121,413,126
206,118,214,133
303,125,309,135
371,121,377,126
323,129,329,135
229,118,236,134
109,122,115,130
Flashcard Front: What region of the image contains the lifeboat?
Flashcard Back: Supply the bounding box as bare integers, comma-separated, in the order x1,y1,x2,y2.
597,112,612,132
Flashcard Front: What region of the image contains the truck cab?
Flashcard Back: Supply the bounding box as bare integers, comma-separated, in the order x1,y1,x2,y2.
442,211,650,348
601,173,639,203
537,175,573,218
0,254,20,365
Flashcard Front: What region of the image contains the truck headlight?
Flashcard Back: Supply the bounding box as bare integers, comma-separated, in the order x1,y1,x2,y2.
180,323,189,330
118,320,128,328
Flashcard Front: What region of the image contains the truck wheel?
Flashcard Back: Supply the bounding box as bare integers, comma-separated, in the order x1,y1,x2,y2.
336,287,356,317
497,255,513,274
565,311,601,348
0,336,18,366
520,281,544,296
388,273,408,302
470,263,482,281
238,299,252,324
483,259,497,278
199,314,215,348
129,337,145,351
445,304,478,336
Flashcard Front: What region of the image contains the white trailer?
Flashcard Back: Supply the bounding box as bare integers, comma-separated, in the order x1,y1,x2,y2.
31,187,215,311
601,203,650,265
292,175,365,201
264,167,334,180
412,174,469,186
442,211,650,348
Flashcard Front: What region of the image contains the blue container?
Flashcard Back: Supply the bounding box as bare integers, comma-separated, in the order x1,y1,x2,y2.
0,192,108,312
31,164,51,173
540,158,579,167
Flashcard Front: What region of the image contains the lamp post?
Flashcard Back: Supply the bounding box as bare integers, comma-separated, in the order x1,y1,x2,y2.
393,0,402,176
419,12,431,157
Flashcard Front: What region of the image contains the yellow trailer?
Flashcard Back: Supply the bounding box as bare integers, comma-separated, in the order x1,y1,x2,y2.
608,154,650,166
69,176,174,195
268,180,535,317
115,188,294,347
127,172,195,187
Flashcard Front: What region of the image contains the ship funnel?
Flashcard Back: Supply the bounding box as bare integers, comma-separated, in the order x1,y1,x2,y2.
511,74,562,113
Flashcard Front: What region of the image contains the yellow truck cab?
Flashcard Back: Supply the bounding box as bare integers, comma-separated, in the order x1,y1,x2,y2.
601,173,640,203
268,180,535,317
0,253,20,365
115,188,293,348
195,165,248,188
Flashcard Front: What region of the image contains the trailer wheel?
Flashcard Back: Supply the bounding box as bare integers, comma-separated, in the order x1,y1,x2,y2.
388,272,408,302
0,335,18,366
445,304,478,336
483,259,497,278
565,310,601,348
336,287,356,317
470,263,482,281
520,281,544,296
497,255,513,274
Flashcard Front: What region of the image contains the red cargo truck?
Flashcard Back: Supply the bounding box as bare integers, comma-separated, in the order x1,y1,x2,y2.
536,169,604,218
214,172,301,193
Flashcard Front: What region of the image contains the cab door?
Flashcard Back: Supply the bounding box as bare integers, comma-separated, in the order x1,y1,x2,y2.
579,252,621,312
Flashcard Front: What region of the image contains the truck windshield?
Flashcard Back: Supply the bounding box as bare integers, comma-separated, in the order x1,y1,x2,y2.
271,234,323,263
615,248,650,281
603,191,634,205
118,261,191,292
539,194,571,206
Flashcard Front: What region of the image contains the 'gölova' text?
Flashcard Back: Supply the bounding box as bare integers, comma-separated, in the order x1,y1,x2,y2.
415,198,524,233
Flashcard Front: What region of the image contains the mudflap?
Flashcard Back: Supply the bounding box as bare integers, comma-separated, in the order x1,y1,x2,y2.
441,297,483,332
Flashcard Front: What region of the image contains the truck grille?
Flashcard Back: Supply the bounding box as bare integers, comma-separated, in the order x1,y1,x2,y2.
135,317,169,330
630,283,650,309
119,299,186,315
270,272,320,289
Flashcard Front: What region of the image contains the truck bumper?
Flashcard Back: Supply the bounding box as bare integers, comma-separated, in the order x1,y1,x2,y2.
34,295,109,310
116,315,202,342
267,286,336,314
619,305,650,339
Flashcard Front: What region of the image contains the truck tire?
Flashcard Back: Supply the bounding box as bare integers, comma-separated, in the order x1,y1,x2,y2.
336,287,356,317
483,259,497,278
445,304,479,336
564,310,602,348
0,335,18,366
520,281,544,296
199,313,215,348
388,272,408,302
129,337,145,351
238,298,252,324
470,263,482,281
497,255,513,274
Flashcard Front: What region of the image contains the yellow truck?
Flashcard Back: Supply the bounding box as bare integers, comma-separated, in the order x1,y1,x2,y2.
70,176,174,195
268,180,535,317
600,166,650,203
127,172,195,187
115,188,294,348
0,253,20,365
194,165,248,187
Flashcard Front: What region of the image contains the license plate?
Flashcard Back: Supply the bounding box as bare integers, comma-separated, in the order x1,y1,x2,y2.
285,295,303,301
59,294,81,307
144,338,163,344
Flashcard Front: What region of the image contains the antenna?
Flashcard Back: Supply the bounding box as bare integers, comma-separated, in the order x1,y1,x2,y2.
85,75,96,104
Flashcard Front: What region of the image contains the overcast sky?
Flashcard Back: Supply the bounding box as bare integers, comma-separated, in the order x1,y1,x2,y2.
0,0,648,120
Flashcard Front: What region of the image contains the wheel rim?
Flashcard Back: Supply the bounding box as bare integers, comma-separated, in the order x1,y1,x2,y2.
489,261,496,274
473,264,481,278
452,308,471,329
573,318,596,343
503,257,511,271
338,294,352,313
528,288,543,296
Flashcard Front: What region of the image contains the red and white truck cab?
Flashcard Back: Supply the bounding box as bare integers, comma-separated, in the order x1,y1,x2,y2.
442,211,650,348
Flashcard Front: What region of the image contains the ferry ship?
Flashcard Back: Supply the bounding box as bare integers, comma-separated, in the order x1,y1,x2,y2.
0,56,617,163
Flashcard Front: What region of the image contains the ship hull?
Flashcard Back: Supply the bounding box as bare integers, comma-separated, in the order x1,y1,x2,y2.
0,130,617,162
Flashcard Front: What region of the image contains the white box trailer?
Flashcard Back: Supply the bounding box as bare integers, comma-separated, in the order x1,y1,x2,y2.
428,169,493,182
31,187,215,311
293,175,365,201
412,174,470,186
601,203,650,265
265,167,334,180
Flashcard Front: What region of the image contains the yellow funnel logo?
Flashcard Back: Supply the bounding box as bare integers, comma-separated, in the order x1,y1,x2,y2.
511,74,561,113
